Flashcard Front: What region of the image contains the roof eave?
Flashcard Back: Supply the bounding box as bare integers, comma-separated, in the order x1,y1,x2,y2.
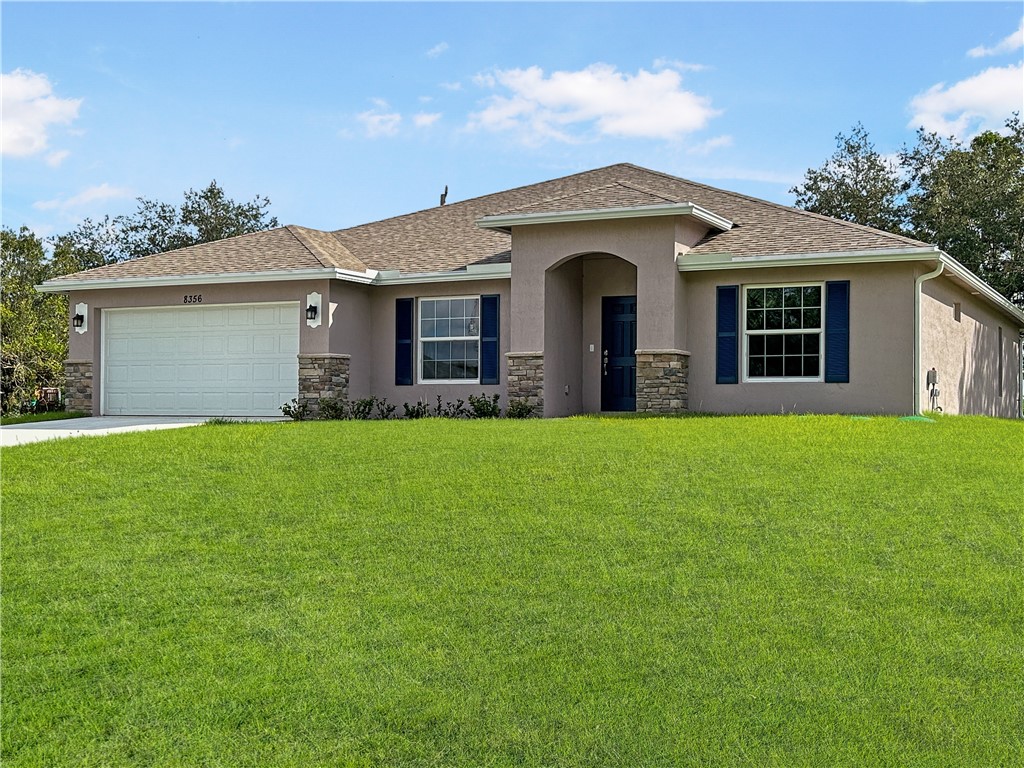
36,266,379,293
476,203,734,233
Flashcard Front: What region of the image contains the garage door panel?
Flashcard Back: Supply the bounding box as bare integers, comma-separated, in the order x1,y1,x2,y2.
104,303,298,416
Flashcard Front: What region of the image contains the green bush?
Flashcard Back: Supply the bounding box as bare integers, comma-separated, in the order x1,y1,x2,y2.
505,399,536,419
468,393,501,418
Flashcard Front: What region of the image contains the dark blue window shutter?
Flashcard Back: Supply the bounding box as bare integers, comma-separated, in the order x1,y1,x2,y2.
824,281,850,383
480,294,500,385
716,285,740,384
395,298,414,386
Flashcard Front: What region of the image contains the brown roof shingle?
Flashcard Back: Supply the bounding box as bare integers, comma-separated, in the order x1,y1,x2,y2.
50,163,932,283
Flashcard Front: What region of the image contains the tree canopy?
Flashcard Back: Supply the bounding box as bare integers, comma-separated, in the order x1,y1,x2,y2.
791,115,1024,306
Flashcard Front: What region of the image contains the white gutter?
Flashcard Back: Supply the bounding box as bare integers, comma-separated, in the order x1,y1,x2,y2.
477,202,734,233
36,262,514,294
37,266,379,293
373,263,511,285
914,261,945,415
678,246,942,271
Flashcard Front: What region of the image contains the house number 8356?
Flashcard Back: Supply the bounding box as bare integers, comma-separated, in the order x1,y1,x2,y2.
183,294,203,304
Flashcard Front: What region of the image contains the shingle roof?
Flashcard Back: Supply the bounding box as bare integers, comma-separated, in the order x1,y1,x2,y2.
48,224,366,282
50,163,931,283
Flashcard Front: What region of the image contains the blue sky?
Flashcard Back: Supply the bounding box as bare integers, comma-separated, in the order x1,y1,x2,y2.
3,2,1022,240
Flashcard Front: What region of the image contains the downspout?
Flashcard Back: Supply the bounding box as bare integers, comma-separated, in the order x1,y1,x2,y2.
914,260,945,415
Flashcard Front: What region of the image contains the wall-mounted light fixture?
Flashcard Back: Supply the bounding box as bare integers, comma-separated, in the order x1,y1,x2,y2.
305,292,322,328
73,303,89,334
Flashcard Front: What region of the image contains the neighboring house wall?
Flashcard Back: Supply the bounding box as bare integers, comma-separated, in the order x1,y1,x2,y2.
367,279,511,408
684,262,918,415
920,277,1022,418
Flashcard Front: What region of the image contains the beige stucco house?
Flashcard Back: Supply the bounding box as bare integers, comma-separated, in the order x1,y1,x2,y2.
38,164,1024,419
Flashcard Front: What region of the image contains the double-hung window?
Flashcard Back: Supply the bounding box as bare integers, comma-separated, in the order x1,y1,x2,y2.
743,284,823,381
419,297,481,382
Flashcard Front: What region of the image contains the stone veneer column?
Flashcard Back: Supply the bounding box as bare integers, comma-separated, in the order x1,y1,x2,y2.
635,349,689,415
298,353,350,418
506,352,544,417
64,360,93,414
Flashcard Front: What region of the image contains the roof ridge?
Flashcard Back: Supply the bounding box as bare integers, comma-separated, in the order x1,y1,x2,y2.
498,180,644,214
333,163,636,233
613,179,682,205
285,224,331,268
618,163,930,249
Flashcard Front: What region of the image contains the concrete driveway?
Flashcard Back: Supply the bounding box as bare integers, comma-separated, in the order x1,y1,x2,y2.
1,416,217,447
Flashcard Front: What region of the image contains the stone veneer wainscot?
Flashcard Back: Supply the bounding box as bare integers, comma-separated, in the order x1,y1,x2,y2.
64,360,93,414
506,352,544,416
298,353,350,418
635,349,689,414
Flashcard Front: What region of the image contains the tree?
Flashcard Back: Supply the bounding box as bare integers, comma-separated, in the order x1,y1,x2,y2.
792,116,1024,307
790,123,909,235
116,181,279,262
0,228,69,412
900,116,1024,305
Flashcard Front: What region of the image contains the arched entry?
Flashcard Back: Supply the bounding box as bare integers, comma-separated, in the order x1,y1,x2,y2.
544,252,637,416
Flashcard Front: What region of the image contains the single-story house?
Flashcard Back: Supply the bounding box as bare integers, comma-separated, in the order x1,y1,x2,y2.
38,163,1024,419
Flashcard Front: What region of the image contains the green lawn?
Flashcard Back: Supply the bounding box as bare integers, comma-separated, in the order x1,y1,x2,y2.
0,410,89,426
2,415,1021,767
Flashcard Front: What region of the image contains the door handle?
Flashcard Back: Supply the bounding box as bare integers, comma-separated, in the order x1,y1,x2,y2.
602,349,609,376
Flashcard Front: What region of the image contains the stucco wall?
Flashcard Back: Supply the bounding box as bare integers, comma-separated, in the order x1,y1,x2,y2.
920,276,1022,418
329,280,372,399
510,217,686,353
367,279,511,409
684,262,918,415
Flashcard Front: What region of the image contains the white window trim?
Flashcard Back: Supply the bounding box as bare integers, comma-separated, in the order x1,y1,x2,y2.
742,282,825,384
417,295,482,385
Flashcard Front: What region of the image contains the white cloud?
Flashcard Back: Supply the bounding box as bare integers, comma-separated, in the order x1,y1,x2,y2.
413,112,441,128
1,68,82,158
33,183,134,212
908,62,1024,137
653,58,708,73
426,42,449,58
468,63,721,144
46,149,71,167
968,18,1023,58
440,81,463,91
689,166,802,186
687,135,733,155
357,101,402,138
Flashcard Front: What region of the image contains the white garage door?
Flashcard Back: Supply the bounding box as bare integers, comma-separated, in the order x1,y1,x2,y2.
103,303,299,416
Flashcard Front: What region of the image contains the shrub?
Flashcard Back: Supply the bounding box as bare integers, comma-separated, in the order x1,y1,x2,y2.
505,399,536,419
281,399,309,421
319,397,349,420
375,398,397,420
349,397,377,420
403,400,431,419
468,393,501,419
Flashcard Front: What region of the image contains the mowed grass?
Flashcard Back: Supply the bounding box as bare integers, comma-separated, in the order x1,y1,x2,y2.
2,415,1022,767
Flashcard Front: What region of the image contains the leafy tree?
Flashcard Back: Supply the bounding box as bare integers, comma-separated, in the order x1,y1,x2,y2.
1,228,69,412
900,116,1024,305
116,181,279,262
792,116,1024,306
790,123,909,235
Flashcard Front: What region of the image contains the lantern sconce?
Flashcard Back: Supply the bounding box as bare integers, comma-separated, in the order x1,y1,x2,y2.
73,303,89,334
305,292,322,328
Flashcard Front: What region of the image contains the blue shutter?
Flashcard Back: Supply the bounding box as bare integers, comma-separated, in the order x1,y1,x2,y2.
480,294,500,385
824,281,850,383
395,298,414,386
716,285,740,384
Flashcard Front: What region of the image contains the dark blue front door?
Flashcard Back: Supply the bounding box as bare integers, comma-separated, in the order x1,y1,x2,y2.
601,296,637,412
